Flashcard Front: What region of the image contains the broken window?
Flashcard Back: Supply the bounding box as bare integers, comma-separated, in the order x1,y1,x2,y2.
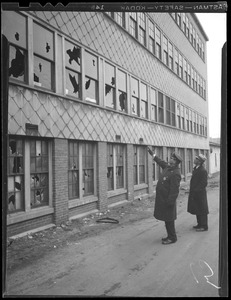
65,40,81,98
33,22,54,90
131,77,139,116
107,144,114,191
82,143,94,196
158,92,164,123
105,62,116,109
134,146,147,185
30,140,49,208
8,138,24,213
116,145,124,189
68,141,79,199
118,70,127,113
140,83,148,119
84,51,98,104
150,88,157,122
2,11,27,82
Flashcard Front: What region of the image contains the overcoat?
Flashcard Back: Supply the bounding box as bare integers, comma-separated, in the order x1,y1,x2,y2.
153,156,181,222
187,165,208,215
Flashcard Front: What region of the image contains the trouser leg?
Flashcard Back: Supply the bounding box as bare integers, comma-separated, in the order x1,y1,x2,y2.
165,221,177,241
197,214,208,229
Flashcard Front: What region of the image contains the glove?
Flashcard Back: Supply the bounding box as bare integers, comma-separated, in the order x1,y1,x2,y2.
147,147,154,156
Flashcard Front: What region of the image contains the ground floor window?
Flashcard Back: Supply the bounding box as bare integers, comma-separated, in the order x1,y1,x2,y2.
107,143,126,191
7,136,51,214
134,145,147,185
68,141,96,199
152,146,163,181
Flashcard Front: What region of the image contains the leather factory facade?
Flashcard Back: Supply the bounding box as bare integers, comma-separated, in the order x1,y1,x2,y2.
2,9,210,237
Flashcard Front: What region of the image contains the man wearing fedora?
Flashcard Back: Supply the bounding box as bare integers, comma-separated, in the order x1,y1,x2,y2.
187,154,209,231
147,147,183,245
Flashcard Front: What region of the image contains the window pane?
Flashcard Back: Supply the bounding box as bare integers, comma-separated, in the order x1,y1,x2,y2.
85,51,98,80
131,77,139,97
9,46,26,81
66,69,81,98
118,70,126,92
65,41,81,72
131,97,138,115
85,77,97,103
118,91,127,112
33,23,54,61
34,55,53,90
2,11,27,48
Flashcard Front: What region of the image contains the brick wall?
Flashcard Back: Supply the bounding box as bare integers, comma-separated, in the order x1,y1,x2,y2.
52,138,69,225
126,144,134,202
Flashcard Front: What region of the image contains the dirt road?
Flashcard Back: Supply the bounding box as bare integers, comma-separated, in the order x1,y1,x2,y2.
5,175,220,297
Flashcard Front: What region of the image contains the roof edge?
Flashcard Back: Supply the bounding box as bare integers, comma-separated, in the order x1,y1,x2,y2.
191,13,209,42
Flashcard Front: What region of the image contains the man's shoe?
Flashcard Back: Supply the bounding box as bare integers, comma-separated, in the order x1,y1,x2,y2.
161,237,169,241
193,224,201,229
162,238,177,245
196,227,208,232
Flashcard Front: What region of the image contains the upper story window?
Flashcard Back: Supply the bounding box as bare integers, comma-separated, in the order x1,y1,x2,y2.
190,23,193,44
202,43,205,60
182,13,186,33
65,40,81,99
155,27,161,60
183,58,187,82
186,16,189,38
181,105,185,130
150,88,157,122
168,42,173,70
177,104,181,129
177,13,181,27
2,11,27,83
148,20,155,55
166,96,176,127
140,82,148,119
84,51,98,104
174,49,179,76
163,36,168,66
138,13,146,46
129,13,138,39
193,28,196,48
179,54,183,79
114,12,125,28
118,69,127,113
131,77,139,116
105,61,116,109
33,23,55,91
187,63,191,86
158,91,164,123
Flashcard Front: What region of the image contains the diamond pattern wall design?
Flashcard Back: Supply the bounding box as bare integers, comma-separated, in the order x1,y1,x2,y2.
8,85,209,149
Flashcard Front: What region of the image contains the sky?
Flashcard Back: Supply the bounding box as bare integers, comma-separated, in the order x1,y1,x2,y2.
195,13,227,138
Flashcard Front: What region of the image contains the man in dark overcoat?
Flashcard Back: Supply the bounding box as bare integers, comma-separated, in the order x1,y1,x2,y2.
187,154,208,231
148,147,182,245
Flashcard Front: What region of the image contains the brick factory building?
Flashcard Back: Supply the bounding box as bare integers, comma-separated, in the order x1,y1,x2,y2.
2,9,210,237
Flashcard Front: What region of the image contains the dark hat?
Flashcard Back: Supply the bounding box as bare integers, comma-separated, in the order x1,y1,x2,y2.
171,152,183,163
195,154,207,163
